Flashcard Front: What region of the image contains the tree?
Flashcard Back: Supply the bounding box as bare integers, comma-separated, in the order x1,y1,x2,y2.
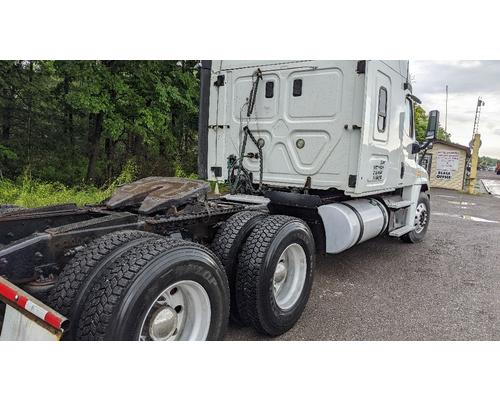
479,156,498,168
0,60,200,186
414,104,451,143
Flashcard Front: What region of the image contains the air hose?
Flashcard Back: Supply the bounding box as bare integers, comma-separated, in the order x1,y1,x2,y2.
229,69,264,195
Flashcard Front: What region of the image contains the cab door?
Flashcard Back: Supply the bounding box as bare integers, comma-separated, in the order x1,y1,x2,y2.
400,96,418,185
354,60,401,194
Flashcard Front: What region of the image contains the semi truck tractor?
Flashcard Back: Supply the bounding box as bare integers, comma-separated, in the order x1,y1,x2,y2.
0,60,438,340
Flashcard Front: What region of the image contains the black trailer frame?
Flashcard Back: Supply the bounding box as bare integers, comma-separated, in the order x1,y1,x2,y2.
0,199,247,285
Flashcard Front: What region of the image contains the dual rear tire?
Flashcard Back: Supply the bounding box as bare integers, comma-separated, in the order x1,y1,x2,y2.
213,213,315,337
48,232,229,340
49,212,315,340
211,211,266,323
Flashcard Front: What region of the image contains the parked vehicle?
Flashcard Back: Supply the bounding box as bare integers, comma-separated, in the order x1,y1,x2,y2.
0,60,437,340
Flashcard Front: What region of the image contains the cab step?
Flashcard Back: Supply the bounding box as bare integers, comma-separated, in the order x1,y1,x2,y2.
389,225,414,237
384,199,412,209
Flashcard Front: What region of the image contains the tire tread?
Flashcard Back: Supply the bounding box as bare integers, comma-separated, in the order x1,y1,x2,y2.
47,230,159,321
77,238,228,340
236,215,302,332
211,211,266,321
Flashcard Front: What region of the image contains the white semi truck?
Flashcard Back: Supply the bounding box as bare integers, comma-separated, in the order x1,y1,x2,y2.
0,60,437,340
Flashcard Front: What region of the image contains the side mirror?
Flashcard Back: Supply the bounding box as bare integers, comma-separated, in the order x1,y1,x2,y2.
411,142,421,154
426,110,440,140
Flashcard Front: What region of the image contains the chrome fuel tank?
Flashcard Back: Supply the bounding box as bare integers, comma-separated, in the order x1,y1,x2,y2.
318,198,388,254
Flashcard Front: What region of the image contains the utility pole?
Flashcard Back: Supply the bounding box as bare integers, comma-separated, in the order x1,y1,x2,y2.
445,85,448,134
467,97,485,194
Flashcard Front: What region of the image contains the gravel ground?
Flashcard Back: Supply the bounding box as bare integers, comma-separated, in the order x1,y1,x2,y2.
226,184,500,340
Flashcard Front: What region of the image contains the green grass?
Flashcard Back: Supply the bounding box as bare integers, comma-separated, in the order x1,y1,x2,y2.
0,178,111,208
0,161,138,208
0,162,227,209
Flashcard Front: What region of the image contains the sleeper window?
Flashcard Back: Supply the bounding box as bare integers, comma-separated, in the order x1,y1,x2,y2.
377,87,388,132
265,81,274,98
293,79,302,97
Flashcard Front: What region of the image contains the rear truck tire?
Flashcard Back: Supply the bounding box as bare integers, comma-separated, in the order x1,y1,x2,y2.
76,238,230,341
47,230,161,339
211,211,266,323
402,192,430,243
235,215,315,337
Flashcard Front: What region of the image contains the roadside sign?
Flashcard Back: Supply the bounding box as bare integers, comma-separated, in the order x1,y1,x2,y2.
437,150,460,171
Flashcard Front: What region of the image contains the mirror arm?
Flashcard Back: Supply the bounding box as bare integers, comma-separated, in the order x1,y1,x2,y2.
417,139,434,166
419,140,432,152
418,147,429,166
406,94,422,105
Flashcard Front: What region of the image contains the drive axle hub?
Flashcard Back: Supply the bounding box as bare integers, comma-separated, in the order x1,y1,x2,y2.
149,306,178,340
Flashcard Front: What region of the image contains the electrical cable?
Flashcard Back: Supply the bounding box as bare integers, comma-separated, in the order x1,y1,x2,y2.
229,69,265,195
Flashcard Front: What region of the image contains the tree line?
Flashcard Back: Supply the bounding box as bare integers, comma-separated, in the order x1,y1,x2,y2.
479,155,499,167
0,60,199,186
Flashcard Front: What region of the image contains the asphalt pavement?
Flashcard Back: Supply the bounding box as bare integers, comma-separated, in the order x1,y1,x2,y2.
480,170,500,198
226,182,500,340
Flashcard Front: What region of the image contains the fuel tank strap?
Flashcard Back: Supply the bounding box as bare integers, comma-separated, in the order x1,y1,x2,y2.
372,199,388,236
341,202,364,245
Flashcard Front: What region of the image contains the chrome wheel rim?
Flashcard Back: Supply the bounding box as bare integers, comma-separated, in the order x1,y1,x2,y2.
414,202,428,234
139,280,211,341
272,243,307,311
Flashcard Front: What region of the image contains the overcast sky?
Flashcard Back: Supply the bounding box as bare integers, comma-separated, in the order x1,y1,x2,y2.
410,61,500,159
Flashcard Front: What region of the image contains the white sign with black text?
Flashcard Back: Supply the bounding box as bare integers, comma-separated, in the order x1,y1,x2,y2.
436,150,460,180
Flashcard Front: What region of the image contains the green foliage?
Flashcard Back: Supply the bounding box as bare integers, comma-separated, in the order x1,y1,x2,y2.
437,127,451,142
174,161,198,180
479,156,498,167
102,159,139,197
0,179,19,204
113,159,138,186
0,144,17,161
0,60,200,186
414,105,428,142
0,160,140,208
414,105,451,143
0,177,108,208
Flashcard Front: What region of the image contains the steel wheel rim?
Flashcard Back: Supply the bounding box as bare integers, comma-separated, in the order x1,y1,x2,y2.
139,280,211,341
272,243,307,311
414,202,428,234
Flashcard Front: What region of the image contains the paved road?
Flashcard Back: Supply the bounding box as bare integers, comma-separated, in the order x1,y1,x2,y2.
480,170,500,198
226,187,500,340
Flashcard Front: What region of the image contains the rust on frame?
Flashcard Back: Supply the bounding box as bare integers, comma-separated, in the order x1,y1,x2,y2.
106,177,210,214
